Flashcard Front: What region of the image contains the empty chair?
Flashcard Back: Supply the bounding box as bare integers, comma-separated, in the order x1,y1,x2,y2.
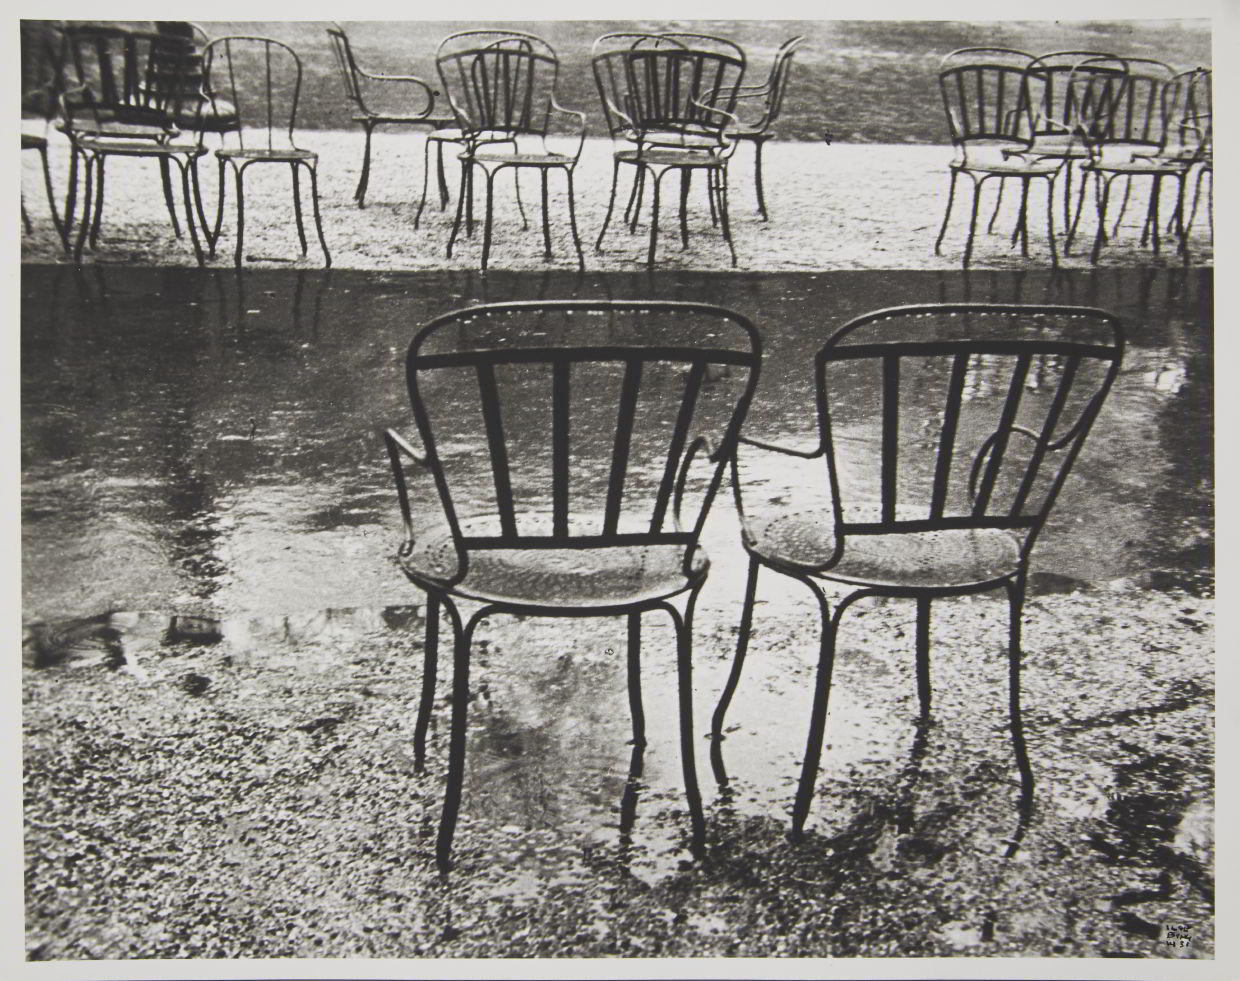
934,56,1063,266
1067,64,1196,261
21,27,67,249
383,300,762,870
713,303,1124,838
201,36,330,267
730,36,804,219
436,31,586,271
59,25,210,264
592,36,745,267
326,24,457,209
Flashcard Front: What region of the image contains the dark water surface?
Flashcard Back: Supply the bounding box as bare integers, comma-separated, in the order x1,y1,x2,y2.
22,264,1212,621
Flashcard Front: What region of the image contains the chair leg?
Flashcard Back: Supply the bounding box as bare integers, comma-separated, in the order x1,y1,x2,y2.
540,168,552,259
627,168,645,232
1066,168,1091,255
437,140,451,209
413,595,440,772
753,137,769,220
415,136,433,229
596,159,622,251
647,167,663,269
64,148,80,251
716,167,737,267
1045,174,1059,268
291,163,308,256
480,168,496,274
707,167,720,226
664,590,706,856
88,156,106,249
962,176,983,268
1005,575,1035,807
356,120,374,207
1112,175,1132,239
934,169,959,256
564,169,584,271
36,143,67,250
1013,177,1031,255
437,604,485,873
513,165,528,231
791,582,847,840
987,177,1005,235
709,555,760,787
619,610,647,847
447,162,469,258
915,596,932,720
306,164,331,268
211,157,228,259
679,168,691,248
73,155,95,264
159,157,182,238
233,164,246,268
1091,174,1114,265
1147,175,1163,255
22,198,32,235
188,156,214,253
175,159,205,267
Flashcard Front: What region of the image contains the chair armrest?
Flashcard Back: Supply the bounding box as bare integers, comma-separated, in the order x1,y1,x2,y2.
550,99,587,162
355,71,438,118
967,419,1092,504
672,435,721,576
383,428,430,555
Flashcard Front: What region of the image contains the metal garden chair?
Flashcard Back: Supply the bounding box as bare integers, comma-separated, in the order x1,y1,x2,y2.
326,24,457,209
712,303,1124,838
436,31,586,272
1065,64,1197,262
383,300,761,871
592,39,745,268
729,35,804,219
21,28,67,250
201,36,330,267
934,57,1063,266
59,25,210,265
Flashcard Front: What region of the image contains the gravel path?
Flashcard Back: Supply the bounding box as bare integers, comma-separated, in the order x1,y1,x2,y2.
20,130,1214,273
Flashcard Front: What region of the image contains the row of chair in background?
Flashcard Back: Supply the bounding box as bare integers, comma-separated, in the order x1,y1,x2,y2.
329,25,804,271
934,47,1212,267
383,300,1124,870
22,23,331,267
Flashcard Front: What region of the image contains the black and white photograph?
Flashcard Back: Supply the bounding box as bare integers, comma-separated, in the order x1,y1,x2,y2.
16,2,1224,974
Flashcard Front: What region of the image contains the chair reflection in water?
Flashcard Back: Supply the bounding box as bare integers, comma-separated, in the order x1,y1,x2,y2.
384,301,760,871
713,303,1123,838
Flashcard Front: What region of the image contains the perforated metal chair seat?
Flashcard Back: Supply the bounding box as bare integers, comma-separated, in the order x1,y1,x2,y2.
354,111,456,127
746,504,1023,589
470,149,575,166
170,99,238,132
615,147,727,167
75,136,205,156
1085,153,1194,175
950,152,1061,175
399,515,708,608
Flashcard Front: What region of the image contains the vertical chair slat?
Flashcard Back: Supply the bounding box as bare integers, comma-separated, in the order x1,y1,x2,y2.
1011,354,1081,516
972,353,1031,516
476,362,518,538
651,361,706,532
881,354,900,524
930,352,970,518
552,359,571,538
604,358,644,536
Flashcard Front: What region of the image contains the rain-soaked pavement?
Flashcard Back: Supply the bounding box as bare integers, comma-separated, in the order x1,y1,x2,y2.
21,263,1213,959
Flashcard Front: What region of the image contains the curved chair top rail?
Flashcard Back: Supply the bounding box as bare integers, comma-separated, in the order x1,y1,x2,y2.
738,35,804,130
806,303,1124,556
938,61,1039,146
435,34,566,138
939,46,1034,69
1027,49,1121,69
591,30,745,65
202,35,304,150
327,23,438,118
436,29,553,62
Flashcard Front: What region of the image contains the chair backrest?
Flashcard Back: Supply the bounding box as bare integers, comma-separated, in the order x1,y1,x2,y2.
653,32,746,64
939,62,1034,147
1098,67,1179,149
326,25,365,111
403,301,761,579
812,304,1123,561
60,25,183,138
592,44,745,141
202,36,303,150
1187,67,1212,156
436,31,555,136
751,35,804,130
1024,53,1128,142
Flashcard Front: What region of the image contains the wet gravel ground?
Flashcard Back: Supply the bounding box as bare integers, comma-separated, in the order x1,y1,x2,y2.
20,131,1215,962
20,130,1215,273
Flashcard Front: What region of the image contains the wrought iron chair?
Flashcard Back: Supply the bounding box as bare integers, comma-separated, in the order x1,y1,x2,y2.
1066,64,1196,262
934,57,1063,266
1019,51,1128,231
383,300,762,871
326,24,457,210
59,25,210,264
712,303,1124,838
201,36,330,267
436,31,586,272
592,39,745,268
729,35,803,219
21,28,67,250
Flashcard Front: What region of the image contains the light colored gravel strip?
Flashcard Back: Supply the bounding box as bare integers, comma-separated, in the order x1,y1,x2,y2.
20,130,1213,271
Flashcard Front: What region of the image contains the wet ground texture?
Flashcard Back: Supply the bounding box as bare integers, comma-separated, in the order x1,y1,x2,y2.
21,265,1213,958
